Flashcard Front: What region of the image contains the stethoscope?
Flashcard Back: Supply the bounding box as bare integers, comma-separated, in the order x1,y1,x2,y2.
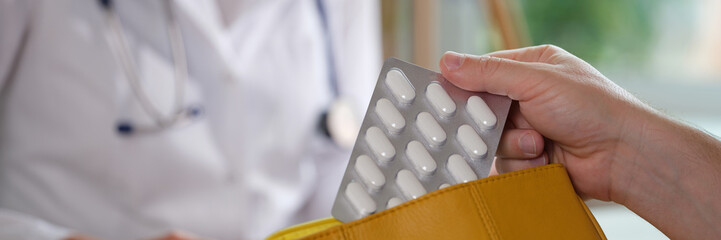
100,0,201,135
101,0,358,147
315,0,360,149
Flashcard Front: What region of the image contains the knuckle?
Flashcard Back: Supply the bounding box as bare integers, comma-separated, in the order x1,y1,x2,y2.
539,44,561,53
475,56,504,79
537,44,570,63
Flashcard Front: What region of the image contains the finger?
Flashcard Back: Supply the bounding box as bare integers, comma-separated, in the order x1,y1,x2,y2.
508,101,532,129
439,51,553,101
489,157,500,176
497,129,544,159
495,154,549,175
156,231,200,240
484,44,570,63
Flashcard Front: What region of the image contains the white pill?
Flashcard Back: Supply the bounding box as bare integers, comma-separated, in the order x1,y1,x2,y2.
364,127,396,163
447,154,478,183
385,69,415,104
416,112,447,146
375,98,405,134
354,155,386,190
396,169,427,200
457,124,488,160
387,197,404,209
467,96,497,130
426,83,456,118
438,183,451,189
405,141,437,176
345,182,377,216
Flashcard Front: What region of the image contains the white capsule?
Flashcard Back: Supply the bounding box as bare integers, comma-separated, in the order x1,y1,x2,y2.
438,183,451,189
354,155,386,190
345,182,377,216
396,169,427,200
364,127,396,163
447,154,478,183
416,112,447,147
385,69,415,104
426,83,456,118
467,96,497,130
375,98,405,134
386,197,404,209
405,141,437,176
457,124,488,160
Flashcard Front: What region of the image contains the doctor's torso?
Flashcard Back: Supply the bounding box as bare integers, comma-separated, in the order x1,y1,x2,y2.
0,0,377,239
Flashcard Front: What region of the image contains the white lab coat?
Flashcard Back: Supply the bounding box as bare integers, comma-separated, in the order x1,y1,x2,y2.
0,0,380,239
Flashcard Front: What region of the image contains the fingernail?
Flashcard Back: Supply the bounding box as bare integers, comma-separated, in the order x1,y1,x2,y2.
519,132,537,156
443,51,465,71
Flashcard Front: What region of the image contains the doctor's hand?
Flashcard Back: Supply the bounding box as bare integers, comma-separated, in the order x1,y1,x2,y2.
147,232,207,240
439,45,721,239
65,231,205,240
146,232,207,240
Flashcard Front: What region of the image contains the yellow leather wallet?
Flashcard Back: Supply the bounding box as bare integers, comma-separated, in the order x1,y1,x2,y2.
267,164,607,240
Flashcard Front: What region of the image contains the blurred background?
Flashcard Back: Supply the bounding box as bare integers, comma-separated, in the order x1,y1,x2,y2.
380,0,721,239
2,0,719,239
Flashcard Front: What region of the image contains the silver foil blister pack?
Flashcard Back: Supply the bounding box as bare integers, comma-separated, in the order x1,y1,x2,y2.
331,58,512,223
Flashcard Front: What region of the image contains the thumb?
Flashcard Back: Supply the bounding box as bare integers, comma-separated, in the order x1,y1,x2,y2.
439,51,550,101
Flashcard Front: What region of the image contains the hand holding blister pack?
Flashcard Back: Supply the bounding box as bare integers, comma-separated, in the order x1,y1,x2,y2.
332,58,513,223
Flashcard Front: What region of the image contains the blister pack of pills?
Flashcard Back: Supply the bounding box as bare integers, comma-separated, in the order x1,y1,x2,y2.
331,58,513,223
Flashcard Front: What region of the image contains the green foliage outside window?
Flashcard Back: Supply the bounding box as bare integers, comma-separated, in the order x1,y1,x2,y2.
520,0,657,66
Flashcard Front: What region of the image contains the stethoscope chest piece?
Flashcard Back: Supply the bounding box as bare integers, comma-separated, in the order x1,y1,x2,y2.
323,97,360,149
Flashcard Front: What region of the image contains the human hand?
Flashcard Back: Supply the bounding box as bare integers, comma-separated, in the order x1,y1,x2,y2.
64,231,205,240
147,232,206,240
64,234,99,240
440,45,721,239
439,45,652,201
150,232,207,240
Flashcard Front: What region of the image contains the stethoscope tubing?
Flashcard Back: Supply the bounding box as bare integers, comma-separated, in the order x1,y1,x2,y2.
101,0,195,134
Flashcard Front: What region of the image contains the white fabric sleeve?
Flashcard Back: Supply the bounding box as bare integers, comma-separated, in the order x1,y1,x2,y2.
0,209,72,240
0,1,72,238
0,0,33,91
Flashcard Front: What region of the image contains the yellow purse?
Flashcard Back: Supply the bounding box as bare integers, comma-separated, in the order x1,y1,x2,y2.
267,164,606,240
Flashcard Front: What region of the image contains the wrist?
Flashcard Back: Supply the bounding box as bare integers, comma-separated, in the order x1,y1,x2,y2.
606,101,667,205
607,103,721,238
